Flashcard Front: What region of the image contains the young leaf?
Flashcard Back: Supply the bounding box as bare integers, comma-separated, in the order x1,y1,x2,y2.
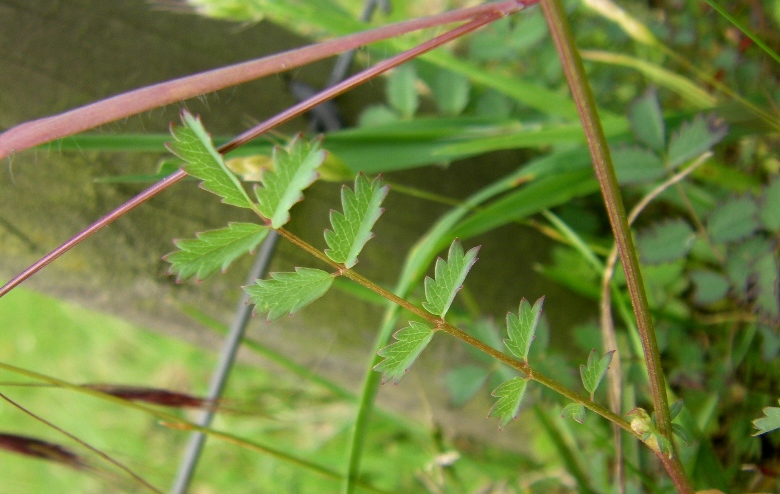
504,297,545,361
324,174,389,268
706,195,760,243
422,239,480,318
628,88,665,153
666,114,727,169
167,111,254,209
488,377,529,430
561,402,586,424
580,349,615,400
254,135,326,228
374,321,435,385
165,222,269,282
637,219,695,265
752,399,780,435
245,268,334,322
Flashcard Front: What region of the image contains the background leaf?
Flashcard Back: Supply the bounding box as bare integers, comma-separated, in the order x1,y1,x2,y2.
488,377,529,430
374,321,434,385
666,115,728,169
638,219,696,264
245,268,334,322
167,111,254,209
422,239,480,318
324,174,388,268
706,196,760,243
689,270,730,305
580,350,615,399
611,146,665,185
254,135,325,228
445,366,490,407
628,87,665,152
752,400,780,435
431,69,470,116
386,63,418,119
759,177,780,231
165,223,268,282
561,402,586,424
504,297,544,361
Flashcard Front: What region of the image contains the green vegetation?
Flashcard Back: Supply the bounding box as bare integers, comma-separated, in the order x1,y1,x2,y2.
1,0,779,492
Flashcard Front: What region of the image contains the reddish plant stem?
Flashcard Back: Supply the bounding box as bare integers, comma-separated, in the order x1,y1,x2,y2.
0,6,521,298
0,0,529,159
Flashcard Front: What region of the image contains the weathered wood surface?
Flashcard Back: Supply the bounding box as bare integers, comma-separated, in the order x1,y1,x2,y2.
0,0,595,449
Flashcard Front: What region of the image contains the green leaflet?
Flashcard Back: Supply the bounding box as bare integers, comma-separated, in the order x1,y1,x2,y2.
504,297,544,361
324,174,388,268
254,135,326,228
561,402,586,424
165,223,269,282
628,88,665,153
752,399,780,435
637,219,696,265
580,349,615,400
167,111,254,209
422,239,480,318
488,377,529,430
373,321,434,385
667,114,728,169
245,268,334,322
706,195,760,244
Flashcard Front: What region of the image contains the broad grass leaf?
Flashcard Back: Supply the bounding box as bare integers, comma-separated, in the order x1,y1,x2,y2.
628,88,665,152
422,239,480,318
667,115,727,169
752,399,780,435
245,268,333,322
638,219,695,264
611,146,665,185
504,297,544,361
374,321,434,384
386,63,418,119
168,111,254,209
561,402,586,424
706,196,759,243
324,174,388,268
580,349,615,399
759,177,780,232
254,135,325,228
165,222,269,282
488,377,529,430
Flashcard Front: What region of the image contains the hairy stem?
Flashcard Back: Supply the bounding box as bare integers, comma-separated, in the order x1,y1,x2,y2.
540,0,693,491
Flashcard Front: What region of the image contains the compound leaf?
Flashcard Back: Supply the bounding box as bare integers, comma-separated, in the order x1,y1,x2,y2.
165,223,268,282
374,321,434,384
628,88,665,152
324,174,388,268
638,219,695,264
167,111,254,209
667,114,727,169
488,377,529,430
422,239,480,318
505,297,545,361
759,177,780,232
707,195,760,243
752,400,780,435
254,135,326,228
245,268,333,322
561,402,586,424
580,349,615,400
